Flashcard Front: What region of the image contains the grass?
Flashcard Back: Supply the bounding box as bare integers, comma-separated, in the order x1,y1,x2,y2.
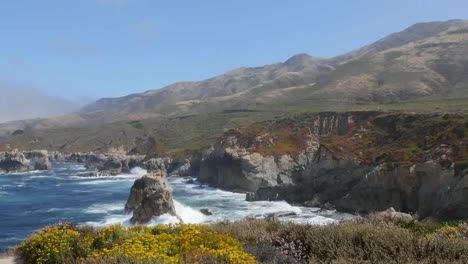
14,217,468,264
1,89,467,157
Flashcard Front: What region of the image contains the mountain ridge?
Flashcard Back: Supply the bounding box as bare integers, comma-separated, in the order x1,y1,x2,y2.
0,19,467,140
78,18,468,120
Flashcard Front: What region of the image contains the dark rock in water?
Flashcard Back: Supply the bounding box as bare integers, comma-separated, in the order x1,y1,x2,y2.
85,154,109,170
24,150,52,171
34,160,51,171
200,209,213,215
98,158,123,176
77,172,98,177
125,162,180,224
183,176,195,184
93,154,145,176
48,151,65,162
0,152,32,174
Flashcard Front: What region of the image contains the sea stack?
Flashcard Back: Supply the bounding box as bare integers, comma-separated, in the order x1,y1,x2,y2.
0,151,32,174
125,160,180,224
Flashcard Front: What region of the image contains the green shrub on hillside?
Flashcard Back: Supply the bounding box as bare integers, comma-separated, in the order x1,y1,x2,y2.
16,218,468,264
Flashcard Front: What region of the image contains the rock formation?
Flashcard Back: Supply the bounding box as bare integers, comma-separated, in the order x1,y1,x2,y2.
24,150,52,171
0,150,53,173
48,151,147,176
194,112,468,220
0,151,32,174
125,159,179,224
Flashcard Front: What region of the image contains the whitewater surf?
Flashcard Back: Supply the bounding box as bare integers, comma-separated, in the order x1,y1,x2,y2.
0,163,352,253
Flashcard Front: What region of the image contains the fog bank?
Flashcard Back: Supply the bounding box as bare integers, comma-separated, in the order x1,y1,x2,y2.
0,85,91,123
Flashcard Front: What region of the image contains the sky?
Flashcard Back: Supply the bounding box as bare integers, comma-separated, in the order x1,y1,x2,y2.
0,0,467,104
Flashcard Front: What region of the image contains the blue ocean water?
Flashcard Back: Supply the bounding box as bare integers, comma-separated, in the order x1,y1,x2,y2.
0,163,351,253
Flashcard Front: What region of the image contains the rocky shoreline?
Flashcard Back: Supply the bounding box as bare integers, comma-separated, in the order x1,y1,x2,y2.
170,111,468,220
0,150,51,174
2,111,467,221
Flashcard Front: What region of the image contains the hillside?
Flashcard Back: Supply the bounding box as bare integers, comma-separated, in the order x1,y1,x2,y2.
77,19,468,118
0,19,468,152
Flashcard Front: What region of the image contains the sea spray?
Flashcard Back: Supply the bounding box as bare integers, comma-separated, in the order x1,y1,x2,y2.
0,162,352,253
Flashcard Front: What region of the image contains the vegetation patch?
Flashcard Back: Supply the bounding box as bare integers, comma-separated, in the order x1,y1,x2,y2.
15,218,468,264
18,223,255,264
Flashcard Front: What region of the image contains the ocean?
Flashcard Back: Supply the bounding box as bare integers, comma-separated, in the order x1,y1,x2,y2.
0,162,352,253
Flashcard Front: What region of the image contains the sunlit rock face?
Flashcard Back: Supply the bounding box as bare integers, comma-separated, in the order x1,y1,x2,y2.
125,160,179,224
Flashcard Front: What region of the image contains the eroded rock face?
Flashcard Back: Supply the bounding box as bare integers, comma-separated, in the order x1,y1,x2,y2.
125,161,179,224
199,135,313,192
168,158,193,176
0,152,32,174
24,150,52,171
55,152,146,176
0,150,52,173
195,112,468,220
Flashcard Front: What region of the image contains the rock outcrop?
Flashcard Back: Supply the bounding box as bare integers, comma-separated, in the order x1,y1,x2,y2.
194,112,468,220
125,160,179,224
168,158,194,176
0,150,53,173
24,150,52,171
0,152,32,174
49,152,147,176
374,207,413,223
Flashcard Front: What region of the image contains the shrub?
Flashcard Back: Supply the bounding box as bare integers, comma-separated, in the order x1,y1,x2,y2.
16,219,468,264
19,224,80,264
88,226,255,263
18,224,255,264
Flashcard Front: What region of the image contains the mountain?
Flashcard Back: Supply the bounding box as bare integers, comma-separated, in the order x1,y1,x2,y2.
78,53,334,123
332,19,467,64
1,19,468,152
77,19,468,122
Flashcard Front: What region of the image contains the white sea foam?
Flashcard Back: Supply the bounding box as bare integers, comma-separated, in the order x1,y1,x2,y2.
84,202,124,214
81,173,351,228
30,175,61,179
46,207,73,212
130,167,147,177
173,200,207,224
76,178,135,185
5,170,41,175
71,174,136,180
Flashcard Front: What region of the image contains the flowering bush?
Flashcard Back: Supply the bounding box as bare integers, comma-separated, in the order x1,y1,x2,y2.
18,223,255,264
19,224,80,264
17,219,468,264
89,226,255,263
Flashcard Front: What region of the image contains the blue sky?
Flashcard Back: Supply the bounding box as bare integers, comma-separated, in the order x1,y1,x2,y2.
0,0,467,99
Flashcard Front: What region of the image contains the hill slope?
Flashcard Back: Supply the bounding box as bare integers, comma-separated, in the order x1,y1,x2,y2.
0,19,468,152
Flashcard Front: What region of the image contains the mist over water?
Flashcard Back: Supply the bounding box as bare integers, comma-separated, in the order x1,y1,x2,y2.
0,163,352,253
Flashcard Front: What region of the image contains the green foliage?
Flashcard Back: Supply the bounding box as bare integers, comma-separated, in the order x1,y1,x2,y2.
206,218,468,264
15,219,468,264
18,223,255,264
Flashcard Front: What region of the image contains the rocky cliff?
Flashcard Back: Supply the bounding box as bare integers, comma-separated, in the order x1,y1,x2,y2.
192,111,468,220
